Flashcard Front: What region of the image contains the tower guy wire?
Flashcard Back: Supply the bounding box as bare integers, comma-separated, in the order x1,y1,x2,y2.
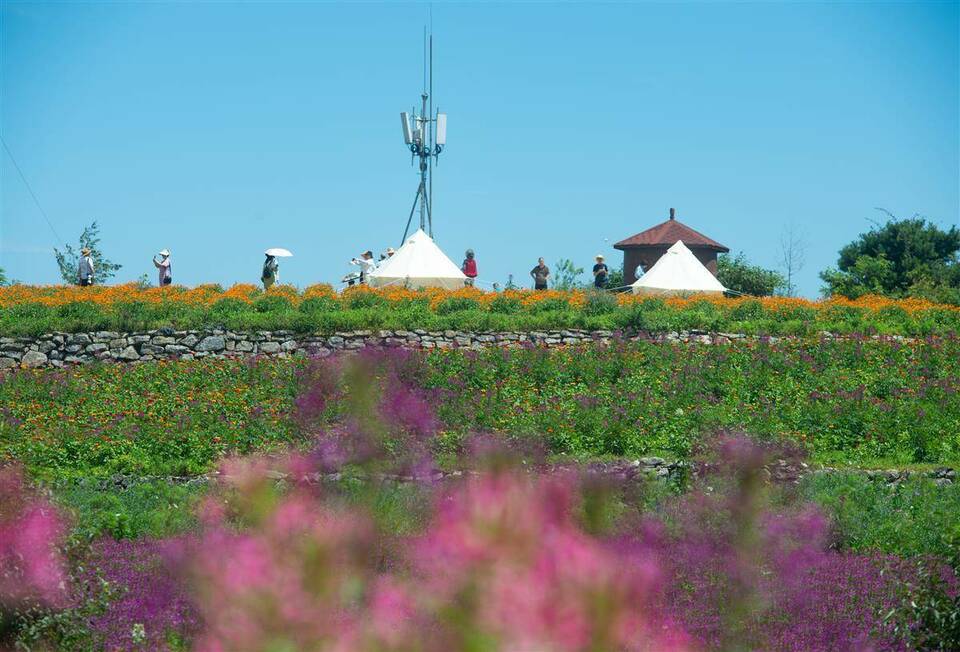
1,135,64,246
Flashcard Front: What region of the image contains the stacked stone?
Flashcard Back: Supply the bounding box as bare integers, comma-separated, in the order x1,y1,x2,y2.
0,328,920,370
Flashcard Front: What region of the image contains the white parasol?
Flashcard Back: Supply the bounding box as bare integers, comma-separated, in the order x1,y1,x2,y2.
264,248,293,257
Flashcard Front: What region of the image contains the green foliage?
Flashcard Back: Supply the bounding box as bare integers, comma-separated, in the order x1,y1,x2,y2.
552,258,584,290
52,480,205,540
606,267,625,290
717,252,786,297
581,290,618,316
488,294,522,314
435,296,480,314
886,525,960,650
821,215,960,302
4,338,958,482
53,221,122,285
0,267,7,286
252,294,293,313
12,559,116,651
820,255,896,299
801,473,960,558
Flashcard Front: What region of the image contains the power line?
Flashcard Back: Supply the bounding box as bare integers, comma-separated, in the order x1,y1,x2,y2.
1,135,64,246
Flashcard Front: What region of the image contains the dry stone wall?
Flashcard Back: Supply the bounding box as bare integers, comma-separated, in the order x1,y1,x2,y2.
0,328,761,370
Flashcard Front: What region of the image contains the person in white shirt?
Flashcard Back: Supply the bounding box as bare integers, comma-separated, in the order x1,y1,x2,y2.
77,248,95,286
153,249,172,286
351,250,376,284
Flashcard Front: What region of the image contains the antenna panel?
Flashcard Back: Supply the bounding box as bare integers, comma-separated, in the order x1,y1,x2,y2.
400,112,413,145
435,113,447,145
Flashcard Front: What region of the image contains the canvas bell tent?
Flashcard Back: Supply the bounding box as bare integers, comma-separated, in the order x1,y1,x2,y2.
631,240,728,296
367,229,467,290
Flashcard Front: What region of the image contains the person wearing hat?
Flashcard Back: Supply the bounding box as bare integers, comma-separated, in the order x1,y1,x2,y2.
461,249,478,287
77,247,95,286
350,250,376,284
592,254,609,289
153,249,172,286
262,254,279,289
378,247,396,264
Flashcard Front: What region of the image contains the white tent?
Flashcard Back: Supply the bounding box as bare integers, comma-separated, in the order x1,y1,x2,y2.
631,240,728,295
367,229,467,290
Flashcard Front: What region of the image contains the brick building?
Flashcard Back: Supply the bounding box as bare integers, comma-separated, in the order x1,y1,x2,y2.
614,208,729,285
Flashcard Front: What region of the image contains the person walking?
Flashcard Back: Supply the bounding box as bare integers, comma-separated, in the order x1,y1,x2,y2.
77,248,95,286
153,249,172,286
530,257,550,290
462,249,478,287
351,250,376,284
592,254,609,289
261,254,279,289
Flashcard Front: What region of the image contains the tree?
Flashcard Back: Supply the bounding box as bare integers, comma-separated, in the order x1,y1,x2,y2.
0,268,7,287
819,212,960,300
778,223,807,297
717,253,786,297
552,258,584,291
53,221,121,285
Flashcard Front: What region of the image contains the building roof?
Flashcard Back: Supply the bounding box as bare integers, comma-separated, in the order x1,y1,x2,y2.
613,208,729,253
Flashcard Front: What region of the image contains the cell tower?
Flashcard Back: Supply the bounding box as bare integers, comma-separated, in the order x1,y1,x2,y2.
399,31,446,242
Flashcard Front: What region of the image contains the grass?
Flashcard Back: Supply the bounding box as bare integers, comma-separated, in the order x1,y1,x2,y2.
800,472,960,559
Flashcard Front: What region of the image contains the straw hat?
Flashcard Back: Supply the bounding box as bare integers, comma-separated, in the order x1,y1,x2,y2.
595,254,605,260
81,247,91,255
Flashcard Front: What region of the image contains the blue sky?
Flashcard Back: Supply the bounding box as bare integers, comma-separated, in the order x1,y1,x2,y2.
1,1,957,297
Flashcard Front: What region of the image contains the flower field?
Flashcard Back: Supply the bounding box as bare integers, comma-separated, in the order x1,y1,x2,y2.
1,283,959,336
2,338,959,649
2,337,958,480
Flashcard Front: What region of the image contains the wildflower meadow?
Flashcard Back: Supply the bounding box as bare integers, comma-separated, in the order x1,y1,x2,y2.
1,291,959,650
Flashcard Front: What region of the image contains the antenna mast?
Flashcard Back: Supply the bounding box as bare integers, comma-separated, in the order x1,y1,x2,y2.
399,25,446,243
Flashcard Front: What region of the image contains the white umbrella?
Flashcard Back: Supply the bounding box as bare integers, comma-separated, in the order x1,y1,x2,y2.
265,248,293,257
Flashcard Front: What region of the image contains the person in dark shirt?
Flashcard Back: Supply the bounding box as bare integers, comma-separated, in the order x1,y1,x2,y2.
530,258,550,290
592,255,609,289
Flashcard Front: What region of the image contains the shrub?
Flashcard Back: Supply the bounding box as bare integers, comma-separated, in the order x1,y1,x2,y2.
210,297,250,317
488,294,522,314
434,296,480,315
298,296,340,313
252,294,293,313
346,291,388,310
582,290,618,316
801,473,960,559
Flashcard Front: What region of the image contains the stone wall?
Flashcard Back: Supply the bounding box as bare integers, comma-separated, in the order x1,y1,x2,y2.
0,328,911,370
0,328,614,369
49,456,955,491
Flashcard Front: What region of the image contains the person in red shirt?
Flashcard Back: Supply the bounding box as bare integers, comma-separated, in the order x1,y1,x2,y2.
462,249,478,286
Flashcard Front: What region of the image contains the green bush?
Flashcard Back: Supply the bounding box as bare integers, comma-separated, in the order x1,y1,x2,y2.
253,294,293,313
803,472,960,559
53,480,205,540
488,295,522,315
346,292,389,310
729,299,765,322
299,296,340,313
528,298,570,313
435,297,481,315
582,291,618,316
210,297,251,317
